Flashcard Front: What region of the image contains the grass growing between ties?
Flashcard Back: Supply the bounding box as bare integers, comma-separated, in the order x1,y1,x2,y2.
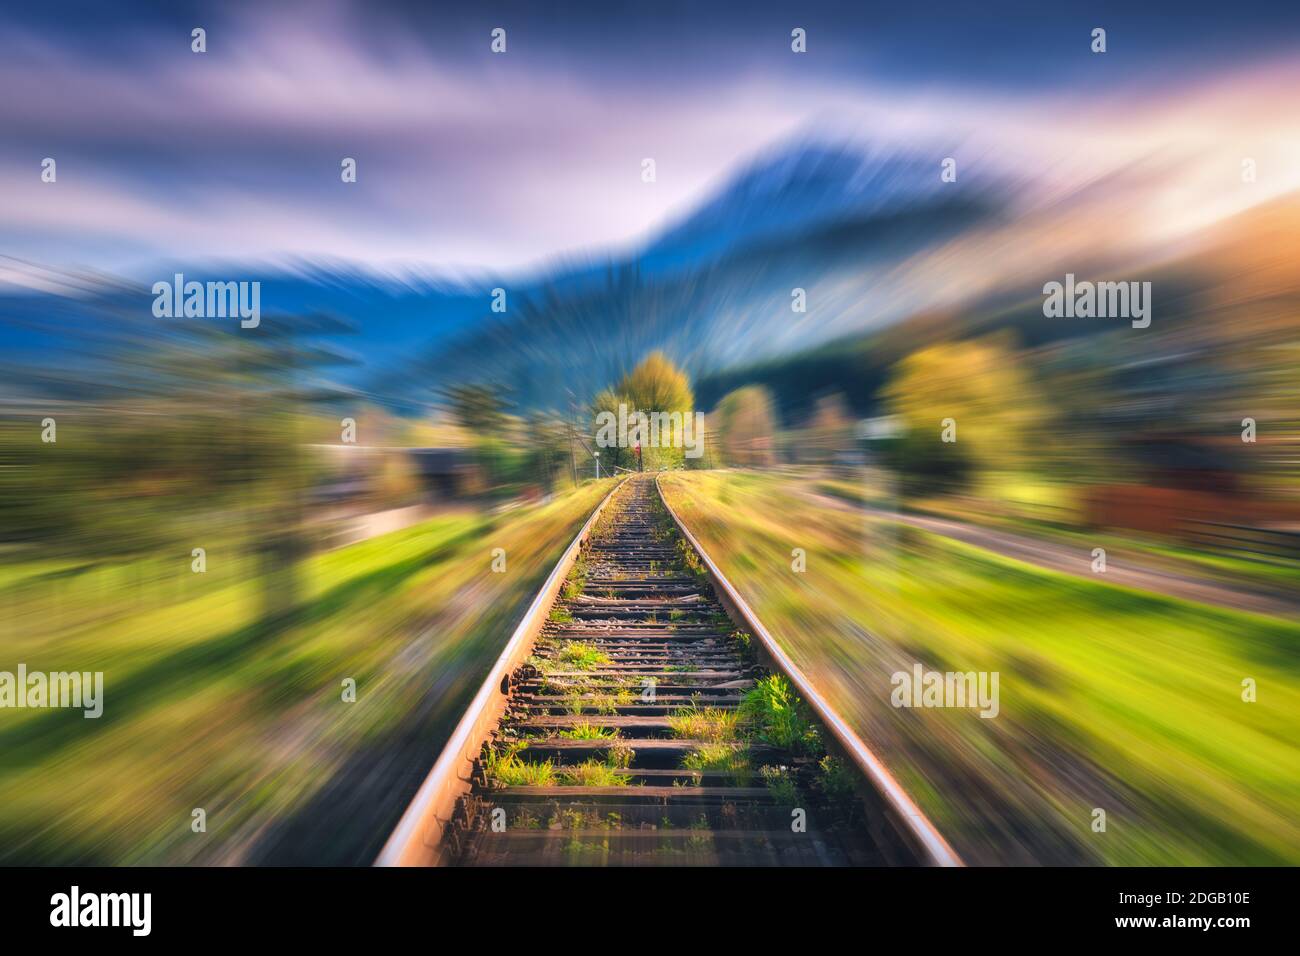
556,641,611,670
561,555,589,601
486,738,631,790
682,743,753,786
563,688,634,716
558,721,620,740
815,755,858,805
759,765,801,805
528,640,612,674
486,740,635,789
485,743,557,788
676,538,709,587
557,740,636,787
660,470,1300,865
667,700,744,742
739,675,821,754
557,758,635,787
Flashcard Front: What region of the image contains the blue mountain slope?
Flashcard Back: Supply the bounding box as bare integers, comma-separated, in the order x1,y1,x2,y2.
640,141,952,272
397,140,1000,407
1,138,1001,409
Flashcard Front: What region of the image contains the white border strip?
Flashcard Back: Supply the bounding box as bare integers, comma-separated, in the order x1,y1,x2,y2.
656,473,963,867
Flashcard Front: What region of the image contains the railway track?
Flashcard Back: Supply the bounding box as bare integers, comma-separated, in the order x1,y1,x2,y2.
379,474,959,867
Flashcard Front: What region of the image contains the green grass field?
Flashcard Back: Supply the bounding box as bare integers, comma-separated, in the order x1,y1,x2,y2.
0,480,615,864
660,470,1300,865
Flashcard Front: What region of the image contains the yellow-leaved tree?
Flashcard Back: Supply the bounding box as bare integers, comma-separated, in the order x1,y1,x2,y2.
592,352,700,471
882,335,1050,494
714,385,777,466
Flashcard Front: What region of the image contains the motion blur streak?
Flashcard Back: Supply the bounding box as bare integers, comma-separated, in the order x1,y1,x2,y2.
0,1,1297,864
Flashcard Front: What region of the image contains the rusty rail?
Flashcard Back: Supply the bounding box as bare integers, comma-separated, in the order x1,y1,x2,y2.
375,476,629,866
379,472,960,866
654,472,963,867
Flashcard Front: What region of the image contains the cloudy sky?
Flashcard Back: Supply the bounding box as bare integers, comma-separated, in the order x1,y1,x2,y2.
2,0,1298,281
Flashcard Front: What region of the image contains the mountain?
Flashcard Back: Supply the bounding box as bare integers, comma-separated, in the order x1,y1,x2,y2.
0,137,1005,410
694,192,1300,422
393,139,1003,409
640,141,954,271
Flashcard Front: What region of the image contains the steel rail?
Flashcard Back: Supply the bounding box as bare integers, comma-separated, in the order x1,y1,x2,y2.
376,476,630,867
655,472,963,867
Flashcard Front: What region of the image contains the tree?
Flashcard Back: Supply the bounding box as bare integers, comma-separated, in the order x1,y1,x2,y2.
800,393,855,465
444,383,508,437
11,312,354,619
618,351,694,414
443,382,513,487
524,411,571,493
596,352,698,471
590,387,634,472
882,335,1050,493
714,386,777,467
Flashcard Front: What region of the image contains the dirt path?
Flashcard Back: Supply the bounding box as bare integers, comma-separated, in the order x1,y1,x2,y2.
801,490,1299,619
